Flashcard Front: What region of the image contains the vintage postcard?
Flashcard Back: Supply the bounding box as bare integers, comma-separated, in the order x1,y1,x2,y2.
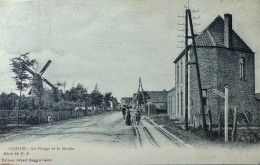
0,0,260,164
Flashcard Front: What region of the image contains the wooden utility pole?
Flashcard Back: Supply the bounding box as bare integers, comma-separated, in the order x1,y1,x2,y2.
186,9,207,131
218,114,221,135
184,9,189,131
224,87,229,142
137,78,140,109
212,87,229,142
232,107,237,142
137,77,146,111
208,108,212,132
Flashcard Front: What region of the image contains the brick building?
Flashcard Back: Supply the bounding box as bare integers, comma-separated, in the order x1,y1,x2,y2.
171,14,259,127
146,91,168,114
132,91,168,114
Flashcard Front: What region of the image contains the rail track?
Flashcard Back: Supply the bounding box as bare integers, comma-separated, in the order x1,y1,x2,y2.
133,121,159,148
143,117,191,148
154,124,187,148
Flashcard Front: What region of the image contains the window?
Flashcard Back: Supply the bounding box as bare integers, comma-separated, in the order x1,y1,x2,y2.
202,89,207,106
181,91,183,117
181,61,183,84
176,65,179,86
202,89,207,98
170,97,172,114
239,57,246,79
177,93,179,117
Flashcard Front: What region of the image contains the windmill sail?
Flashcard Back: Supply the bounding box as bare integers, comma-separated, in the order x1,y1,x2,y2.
20,59,36,76
39,60,52,75
42,77,56,90
20,57,58,103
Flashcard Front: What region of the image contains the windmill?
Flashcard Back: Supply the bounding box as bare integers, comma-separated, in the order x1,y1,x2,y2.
20,56,58,106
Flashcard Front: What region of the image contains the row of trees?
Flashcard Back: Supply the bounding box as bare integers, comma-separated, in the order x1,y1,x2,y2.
6,53,117,111
0,92,38,110
0,85,117,111
61,83,117,110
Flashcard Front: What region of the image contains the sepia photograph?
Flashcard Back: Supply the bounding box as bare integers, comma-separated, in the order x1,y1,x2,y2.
0,0,260,164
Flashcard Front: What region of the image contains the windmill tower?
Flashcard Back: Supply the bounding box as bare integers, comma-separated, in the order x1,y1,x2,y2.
21,57,57,108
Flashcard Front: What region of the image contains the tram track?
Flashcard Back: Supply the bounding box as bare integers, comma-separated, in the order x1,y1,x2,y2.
133,121,159,148
144,117,191,148
154,124,187,148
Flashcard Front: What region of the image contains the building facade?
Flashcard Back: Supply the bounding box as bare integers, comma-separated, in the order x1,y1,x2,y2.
167,87,175,119
146,91,168,114
171,14,258,127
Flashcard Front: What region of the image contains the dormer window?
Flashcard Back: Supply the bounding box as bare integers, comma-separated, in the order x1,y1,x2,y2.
239,57,246,79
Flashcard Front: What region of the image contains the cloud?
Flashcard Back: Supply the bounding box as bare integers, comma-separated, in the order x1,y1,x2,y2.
0,0,259,98
0,51,17,93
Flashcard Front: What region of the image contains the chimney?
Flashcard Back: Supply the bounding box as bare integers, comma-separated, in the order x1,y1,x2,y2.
224,14,233,48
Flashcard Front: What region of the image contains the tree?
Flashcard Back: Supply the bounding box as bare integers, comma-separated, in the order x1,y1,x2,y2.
0,92,19,110
90,90,103,108
10,53,37,127
104,92,112,109
137,91,150,106
65,83,88,105
10,53,37,108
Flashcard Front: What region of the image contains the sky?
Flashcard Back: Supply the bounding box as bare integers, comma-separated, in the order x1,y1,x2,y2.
0,0,260,100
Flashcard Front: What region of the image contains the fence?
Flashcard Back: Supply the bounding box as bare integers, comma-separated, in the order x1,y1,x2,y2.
0,108,102,132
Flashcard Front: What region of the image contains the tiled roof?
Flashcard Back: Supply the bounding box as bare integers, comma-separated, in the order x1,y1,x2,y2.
147,91,168,103
196,16,252,52
174,15,253,63
120,97,132,101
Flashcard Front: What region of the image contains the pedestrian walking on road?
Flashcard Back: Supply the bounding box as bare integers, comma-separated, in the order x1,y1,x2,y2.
135,111,141,125
122,107,126,120
48,115,53,125
125,109,131,126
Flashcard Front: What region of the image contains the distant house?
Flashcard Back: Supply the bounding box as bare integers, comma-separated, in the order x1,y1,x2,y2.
168,13,259,127
120,97,133,107
109,97,119,110
146,90,168,114
130,93,138,108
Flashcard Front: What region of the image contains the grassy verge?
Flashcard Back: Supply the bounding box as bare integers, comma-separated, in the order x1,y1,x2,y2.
146,115,260,147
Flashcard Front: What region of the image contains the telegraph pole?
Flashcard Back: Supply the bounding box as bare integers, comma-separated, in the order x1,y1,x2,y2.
178,1,202,131
178,2,206,131
184,9,189,130
187,9,207,131
137,78,140,109
137,77,146,112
